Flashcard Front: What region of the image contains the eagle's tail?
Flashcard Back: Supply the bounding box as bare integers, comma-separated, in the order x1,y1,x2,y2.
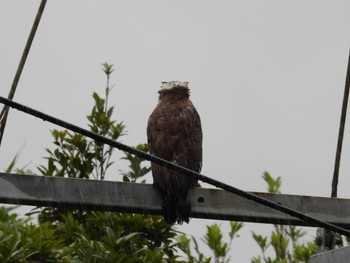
152,170,195,225
162,195,191,225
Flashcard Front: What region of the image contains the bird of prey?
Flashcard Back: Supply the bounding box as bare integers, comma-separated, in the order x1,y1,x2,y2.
147,81,202,224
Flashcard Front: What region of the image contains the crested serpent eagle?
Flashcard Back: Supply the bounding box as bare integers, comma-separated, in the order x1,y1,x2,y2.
147,81,202,224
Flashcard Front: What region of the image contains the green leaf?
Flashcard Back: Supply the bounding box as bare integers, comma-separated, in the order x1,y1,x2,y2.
229,221,244,239
270,231,289,260
262,171,282,194
252,232,268,252
203,224,227,258
5,152,20,173
102,63,114,76
106,106,114,119
251,256,262,263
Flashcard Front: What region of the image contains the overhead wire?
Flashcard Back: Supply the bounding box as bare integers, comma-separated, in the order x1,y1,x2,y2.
331,50,350,198
0,0,47,147
1,96,350,237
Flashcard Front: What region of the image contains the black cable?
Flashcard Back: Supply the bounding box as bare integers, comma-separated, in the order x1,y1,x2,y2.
332,50,350,198
1,96,350,237
0,0,47,146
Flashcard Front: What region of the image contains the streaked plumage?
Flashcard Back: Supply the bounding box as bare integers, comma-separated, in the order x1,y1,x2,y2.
147,81,202,224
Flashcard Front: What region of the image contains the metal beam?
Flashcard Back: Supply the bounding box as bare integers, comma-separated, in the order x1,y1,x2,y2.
311,247,350,263
1,173,349,228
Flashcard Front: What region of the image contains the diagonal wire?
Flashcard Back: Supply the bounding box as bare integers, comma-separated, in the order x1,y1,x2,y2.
0,0,47,147
331,50,350,198
1,96,350,237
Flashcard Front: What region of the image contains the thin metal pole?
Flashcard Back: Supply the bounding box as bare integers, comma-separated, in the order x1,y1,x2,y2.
331,50,350,198
1,96,350,237
0,0,47,147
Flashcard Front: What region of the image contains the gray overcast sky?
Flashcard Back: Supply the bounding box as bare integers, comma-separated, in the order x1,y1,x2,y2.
1,1,350,262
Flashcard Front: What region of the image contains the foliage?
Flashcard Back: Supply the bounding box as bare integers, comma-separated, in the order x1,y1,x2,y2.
5,149,33,175
0,206,180,262
120,143,151,183
37,84,125,180
177,221,244,263
176,172,316,263
250,172,316,263
1,63,180,262
0,207,34,262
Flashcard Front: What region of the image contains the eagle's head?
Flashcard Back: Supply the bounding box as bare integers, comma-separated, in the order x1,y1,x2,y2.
160,81,189,90
158,81,190,100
